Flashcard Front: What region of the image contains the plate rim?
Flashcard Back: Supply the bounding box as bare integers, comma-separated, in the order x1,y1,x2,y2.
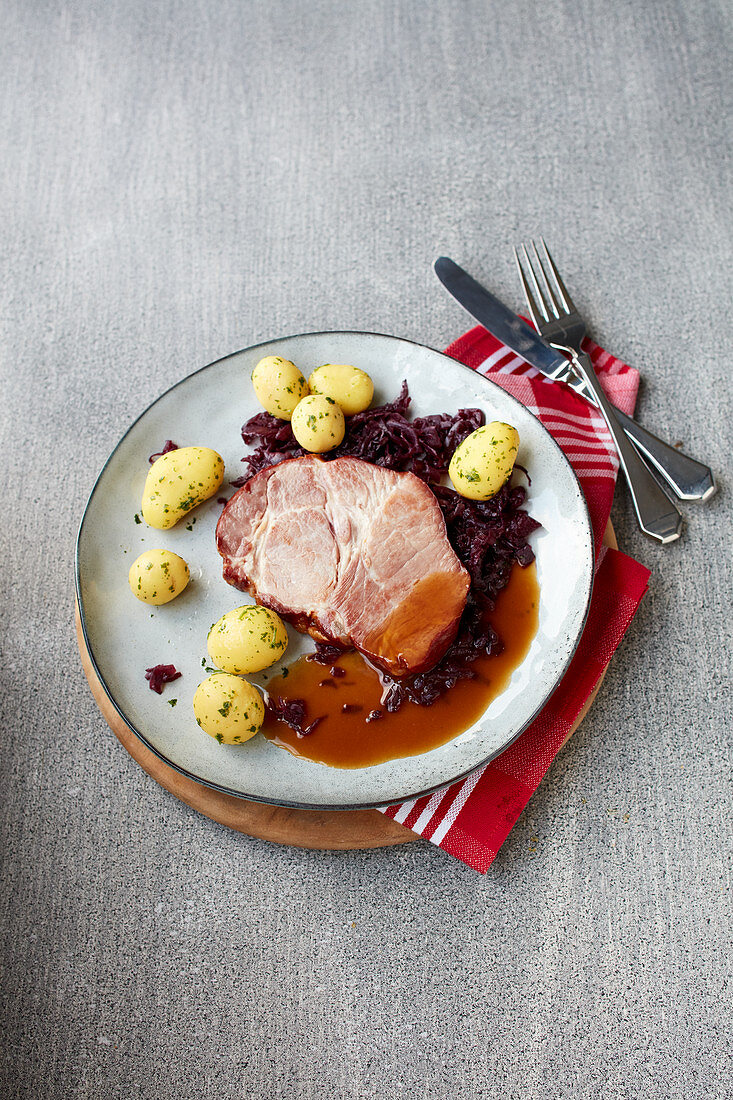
75,329,595,811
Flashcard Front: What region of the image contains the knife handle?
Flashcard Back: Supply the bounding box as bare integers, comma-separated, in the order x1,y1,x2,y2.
613,409,716,502
562,373,716,502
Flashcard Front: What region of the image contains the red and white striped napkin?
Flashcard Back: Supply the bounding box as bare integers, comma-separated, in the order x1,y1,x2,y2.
378,325,651,873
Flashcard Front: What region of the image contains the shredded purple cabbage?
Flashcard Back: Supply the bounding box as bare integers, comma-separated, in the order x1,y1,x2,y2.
431,482,541,602
149,440,179,464
144,664,181,694
307,641,349,666
239,382,540,722
266,696,323,737
231,381,482,486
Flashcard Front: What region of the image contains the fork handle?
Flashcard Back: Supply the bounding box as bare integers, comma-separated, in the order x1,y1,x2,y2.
569,350,683,545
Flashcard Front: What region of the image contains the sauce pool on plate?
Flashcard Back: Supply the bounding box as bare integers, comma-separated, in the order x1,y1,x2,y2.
261,561,539,768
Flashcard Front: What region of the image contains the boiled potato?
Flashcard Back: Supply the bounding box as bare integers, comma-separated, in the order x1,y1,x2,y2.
448,421,520,501
193,673,265,744
308,363,374,416
291,394,345,453
141,446,225,530
252,356,309,420
128,549,190,605
207,605,288,674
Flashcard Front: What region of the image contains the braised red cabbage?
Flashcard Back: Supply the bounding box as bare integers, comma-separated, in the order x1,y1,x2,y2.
232,381,482,486
144,664,181,694
267,696,323,738
149,440,179,464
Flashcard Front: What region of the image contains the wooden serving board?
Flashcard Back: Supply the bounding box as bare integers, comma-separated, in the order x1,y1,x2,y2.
76,524,615,851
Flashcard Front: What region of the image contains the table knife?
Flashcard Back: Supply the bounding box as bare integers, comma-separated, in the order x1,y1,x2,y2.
434,257,715,502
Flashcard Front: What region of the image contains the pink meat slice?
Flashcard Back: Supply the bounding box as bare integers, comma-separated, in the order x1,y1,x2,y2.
215,455,470,677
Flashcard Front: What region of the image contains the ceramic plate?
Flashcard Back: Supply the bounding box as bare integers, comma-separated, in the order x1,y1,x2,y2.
76,331,594,809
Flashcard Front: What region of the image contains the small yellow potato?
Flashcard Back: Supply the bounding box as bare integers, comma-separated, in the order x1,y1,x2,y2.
308,363,374,416
252,356,309,420
141,446,225,529
193,673,265,745
207,605,289,675
448,421,520,501
290,394,345,453
128,549,190,605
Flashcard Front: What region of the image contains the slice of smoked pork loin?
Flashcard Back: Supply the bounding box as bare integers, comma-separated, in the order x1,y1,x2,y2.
215,455,470,677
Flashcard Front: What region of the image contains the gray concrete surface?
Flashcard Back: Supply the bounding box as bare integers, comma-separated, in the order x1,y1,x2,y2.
1,1,731,1097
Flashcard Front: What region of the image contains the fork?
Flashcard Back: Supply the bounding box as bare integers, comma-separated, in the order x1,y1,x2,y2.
515,239,683,545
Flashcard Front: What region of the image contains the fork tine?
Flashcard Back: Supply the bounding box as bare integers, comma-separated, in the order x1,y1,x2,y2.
524,242,558,321
515,244,550,327
513,246,544,330
531,240,562,319
538,238,576,314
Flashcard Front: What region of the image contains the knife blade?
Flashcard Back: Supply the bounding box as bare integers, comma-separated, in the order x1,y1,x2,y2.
435,256,591,395
434,256,716,502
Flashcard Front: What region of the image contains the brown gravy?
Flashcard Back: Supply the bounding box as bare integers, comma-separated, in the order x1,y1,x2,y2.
261,562,539,769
